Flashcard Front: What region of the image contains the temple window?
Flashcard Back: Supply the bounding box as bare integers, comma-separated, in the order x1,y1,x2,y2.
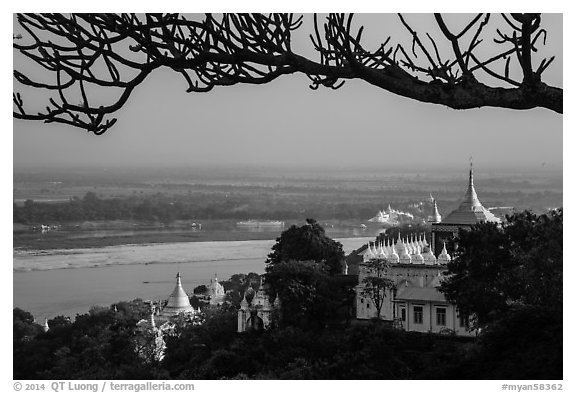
413,306,423,324
436,307,447,326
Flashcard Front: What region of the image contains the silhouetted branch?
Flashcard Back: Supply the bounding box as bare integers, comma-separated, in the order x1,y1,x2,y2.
13,13,562,134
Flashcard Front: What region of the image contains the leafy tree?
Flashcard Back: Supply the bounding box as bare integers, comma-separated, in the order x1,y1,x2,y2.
13,13,561,134
266,218,345,275
265,260,328,328
193,285,208,295
440,209,562,327
47,315,72,329
360,258,395,319
13,308,43,342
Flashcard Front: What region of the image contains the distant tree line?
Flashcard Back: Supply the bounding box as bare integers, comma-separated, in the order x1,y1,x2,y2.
13,191,299,224
13,191,434,224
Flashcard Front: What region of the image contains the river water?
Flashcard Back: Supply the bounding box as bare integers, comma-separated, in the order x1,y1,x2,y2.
13,238,371,322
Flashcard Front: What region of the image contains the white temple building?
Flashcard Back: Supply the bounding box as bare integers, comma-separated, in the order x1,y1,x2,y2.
208,274,226,305
356,237,473,336
355,165,500,337
367,204,414,225
237,277,279,333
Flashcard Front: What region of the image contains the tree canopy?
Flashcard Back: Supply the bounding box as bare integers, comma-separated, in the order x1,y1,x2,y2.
266,218,345,275
13,13,561,134
440,208,562,328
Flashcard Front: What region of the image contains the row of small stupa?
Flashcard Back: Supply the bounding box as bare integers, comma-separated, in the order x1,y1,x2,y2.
363,233,452,265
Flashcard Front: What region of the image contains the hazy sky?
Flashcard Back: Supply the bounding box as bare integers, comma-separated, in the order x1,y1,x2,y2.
12,13,563,171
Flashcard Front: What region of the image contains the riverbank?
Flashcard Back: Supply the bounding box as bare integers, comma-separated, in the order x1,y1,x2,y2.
13,228,282,251
13,219,379,251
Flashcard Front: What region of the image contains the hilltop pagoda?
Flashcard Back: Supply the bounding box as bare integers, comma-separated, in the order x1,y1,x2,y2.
160,272,195,318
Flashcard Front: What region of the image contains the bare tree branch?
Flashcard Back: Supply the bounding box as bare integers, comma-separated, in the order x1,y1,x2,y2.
13,13,562,134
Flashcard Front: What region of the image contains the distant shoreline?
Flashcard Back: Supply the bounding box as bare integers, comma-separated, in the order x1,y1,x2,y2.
13,229,283,251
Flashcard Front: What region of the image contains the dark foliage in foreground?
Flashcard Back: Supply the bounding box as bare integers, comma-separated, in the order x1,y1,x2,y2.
13,302,166,380
441,209,562,328
14,302,561,379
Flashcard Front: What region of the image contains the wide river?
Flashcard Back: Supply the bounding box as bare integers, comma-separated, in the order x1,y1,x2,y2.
13,238,371,322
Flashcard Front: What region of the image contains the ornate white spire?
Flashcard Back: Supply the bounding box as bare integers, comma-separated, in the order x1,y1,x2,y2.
412,243,424,264
438,242,452,264
432,199,442,223
367,242,375,259
240,291,249,310
423,245,437,265
398,236,411,264
464,161,482,211
378,240,383,257
388,239,399,263
384,238,390,255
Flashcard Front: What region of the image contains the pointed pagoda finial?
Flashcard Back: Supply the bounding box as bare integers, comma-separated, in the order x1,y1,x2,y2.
469,157,474,186
240,290,249,310
438,241,452,264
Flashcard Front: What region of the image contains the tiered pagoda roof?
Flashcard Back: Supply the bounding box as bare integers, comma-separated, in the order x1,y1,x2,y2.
441,164,500,225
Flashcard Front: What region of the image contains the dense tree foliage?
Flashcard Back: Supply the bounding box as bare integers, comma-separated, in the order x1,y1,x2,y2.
437,209,562,379
15,301,479,380
262,219,353,328
13,308,43,343
13,302,164,379
266,218,345,275
440,209,562,327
